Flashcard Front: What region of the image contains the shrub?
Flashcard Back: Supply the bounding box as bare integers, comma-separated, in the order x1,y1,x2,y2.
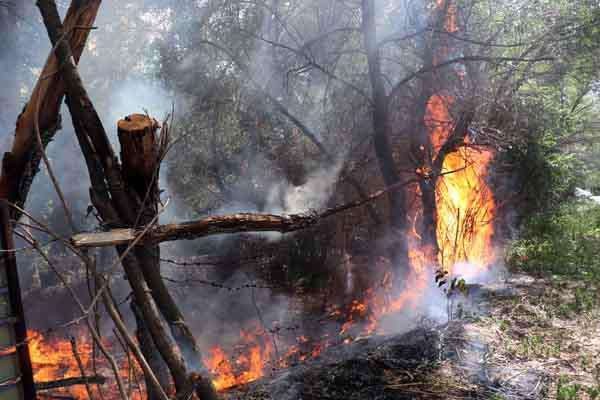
507,200,600,280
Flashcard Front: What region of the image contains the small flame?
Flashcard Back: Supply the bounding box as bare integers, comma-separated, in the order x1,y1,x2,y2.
204,328,273,391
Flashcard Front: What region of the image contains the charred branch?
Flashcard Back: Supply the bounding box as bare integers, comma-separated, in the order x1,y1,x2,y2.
35,376,106,391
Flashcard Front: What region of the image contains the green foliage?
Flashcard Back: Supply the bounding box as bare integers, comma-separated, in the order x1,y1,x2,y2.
557,376,581,400
507,200,600,280
588,387,600,400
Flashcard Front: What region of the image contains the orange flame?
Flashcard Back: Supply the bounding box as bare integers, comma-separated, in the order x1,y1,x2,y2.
425,94,496,275
28,329,145,399
204,327,273,391
436,139,496,275
337,0,496,337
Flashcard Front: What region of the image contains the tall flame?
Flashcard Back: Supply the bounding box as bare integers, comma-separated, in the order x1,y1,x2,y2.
426,95,496,275
435,138,496,275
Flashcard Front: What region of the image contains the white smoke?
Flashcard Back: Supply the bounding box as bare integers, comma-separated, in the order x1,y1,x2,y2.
266,160,344,215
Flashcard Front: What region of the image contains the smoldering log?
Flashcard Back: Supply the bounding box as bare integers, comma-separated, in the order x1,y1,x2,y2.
35,375,106,391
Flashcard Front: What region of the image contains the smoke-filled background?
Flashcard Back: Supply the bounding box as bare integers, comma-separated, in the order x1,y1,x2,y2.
1,0,599,396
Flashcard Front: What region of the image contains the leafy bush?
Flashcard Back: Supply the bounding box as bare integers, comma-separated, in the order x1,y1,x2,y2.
507,200,600,280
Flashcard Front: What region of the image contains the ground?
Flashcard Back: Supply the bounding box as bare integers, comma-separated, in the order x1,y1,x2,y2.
222,273,600,400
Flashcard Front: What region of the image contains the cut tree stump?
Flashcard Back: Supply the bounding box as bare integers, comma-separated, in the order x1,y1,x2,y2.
117,114,159,197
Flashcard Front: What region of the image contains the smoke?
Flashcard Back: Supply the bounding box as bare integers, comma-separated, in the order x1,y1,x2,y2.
266,160,344,215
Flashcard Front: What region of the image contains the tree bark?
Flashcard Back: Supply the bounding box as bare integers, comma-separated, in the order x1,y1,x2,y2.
130,301,172,400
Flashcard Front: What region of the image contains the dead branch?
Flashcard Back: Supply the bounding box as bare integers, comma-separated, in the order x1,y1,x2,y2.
35,376,106,391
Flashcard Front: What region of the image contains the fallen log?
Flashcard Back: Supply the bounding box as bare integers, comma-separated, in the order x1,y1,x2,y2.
35,375,106,391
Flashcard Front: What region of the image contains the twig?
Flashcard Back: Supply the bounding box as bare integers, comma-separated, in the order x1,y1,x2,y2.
70,336,94,399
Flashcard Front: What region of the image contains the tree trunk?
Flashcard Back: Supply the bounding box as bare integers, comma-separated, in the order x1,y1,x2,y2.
130,301,172,400
361,0,409,273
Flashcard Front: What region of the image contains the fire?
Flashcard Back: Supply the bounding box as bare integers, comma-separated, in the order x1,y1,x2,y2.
426,0,496,276
28,330,92,398
425,94,496,275
337,0,496,337
435,139,496,275
28,327,278,394
28,329,145,399
204,327,274,391
22,2,497,396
